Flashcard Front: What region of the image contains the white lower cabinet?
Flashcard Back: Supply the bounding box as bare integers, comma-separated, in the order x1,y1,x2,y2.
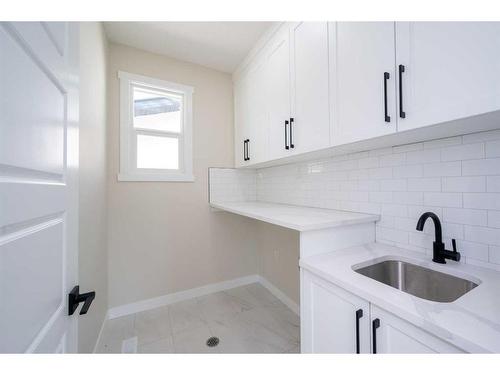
301,270,370,353
301,269,465,353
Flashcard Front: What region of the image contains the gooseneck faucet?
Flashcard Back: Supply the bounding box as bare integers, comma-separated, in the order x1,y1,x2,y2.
416,212,461,264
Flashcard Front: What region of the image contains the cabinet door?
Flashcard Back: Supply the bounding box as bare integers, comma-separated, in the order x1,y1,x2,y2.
234,58,268,167
234,78,248,168
396,22,500,132
289,22,330,154
266,26,292,160
301,270,370,353
370,305,464,353
332,22,397,145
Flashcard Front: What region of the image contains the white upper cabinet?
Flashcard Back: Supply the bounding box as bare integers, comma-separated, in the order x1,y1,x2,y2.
332,22,397,145
289,22,330,154
266,26,292,160
234,58,268,167
395,22,500,132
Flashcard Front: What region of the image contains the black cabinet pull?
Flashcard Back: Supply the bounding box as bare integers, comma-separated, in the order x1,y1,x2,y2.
285,120,289,150
398,64,406,119
383,72,390,123
243,140,247,161
355,309,363,354
246,139,250,161
372,318,380,354
69,285,95,316
289,117,295,148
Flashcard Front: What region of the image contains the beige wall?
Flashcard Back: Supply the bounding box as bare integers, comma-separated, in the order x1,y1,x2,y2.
107,43,259,308
79,22,108,352
256,223,300,304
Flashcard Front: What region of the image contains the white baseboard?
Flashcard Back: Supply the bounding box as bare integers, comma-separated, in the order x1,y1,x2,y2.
258,276,300,316
107,274,260,319
105,273,299,323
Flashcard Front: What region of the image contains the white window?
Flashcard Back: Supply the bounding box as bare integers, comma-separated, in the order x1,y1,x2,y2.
118,71,194,182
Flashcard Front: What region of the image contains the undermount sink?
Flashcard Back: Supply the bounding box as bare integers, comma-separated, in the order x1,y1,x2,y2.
354,259,479,303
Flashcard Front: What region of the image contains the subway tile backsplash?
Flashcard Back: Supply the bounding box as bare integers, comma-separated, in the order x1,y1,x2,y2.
211,129,500,270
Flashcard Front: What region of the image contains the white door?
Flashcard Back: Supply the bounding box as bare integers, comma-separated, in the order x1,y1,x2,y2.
332,22,397,145
290,22,330,154
233,78,247,167
266,26,292,160
0,22,79,353
301,270,370,353
396,22,500,132
370,305,464,353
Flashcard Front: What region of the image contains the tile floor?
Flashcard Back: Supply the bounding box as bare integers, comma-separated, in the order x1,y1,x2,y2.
96,283,300,353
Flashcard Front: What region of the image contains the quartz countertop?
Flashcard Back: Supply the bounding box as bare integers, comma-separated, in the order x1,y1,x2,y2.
300,242,500,353
210,201,380,232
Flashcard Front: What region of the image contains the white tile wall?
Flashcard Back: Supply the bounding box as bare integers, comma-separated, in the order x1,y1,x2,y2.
255,130,500,269
208,130,500,270
208,168,256,203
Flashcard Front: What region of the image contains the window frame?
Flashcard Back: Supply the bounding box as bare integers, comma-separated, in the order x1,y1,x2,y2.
117,71,194,182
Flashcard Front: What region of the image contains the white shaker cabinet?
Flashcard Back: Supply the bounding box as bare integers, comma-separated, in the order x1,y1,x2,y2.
370,305,464,353
332,22,397,145
289,22,330,154
234,58,268,167
301,270,370,353
266,26,292,160
395,22,500,132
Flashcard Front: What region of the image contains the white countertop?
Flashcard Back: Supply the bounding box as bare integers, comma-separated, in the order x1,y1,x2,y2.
210,201,380,231
300,243,500,353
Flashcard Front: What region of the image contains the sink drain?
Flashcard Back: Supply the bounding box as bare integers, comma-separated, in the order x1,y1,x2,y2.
206,336,220,347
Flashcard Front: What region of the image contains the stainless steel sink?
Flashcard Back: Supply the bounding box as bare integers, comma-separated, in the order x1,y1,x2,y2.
354,259,479,302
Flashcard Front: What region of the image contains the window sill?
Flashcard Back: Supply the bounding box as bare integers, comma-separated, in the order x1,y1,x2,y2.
117,173,195,182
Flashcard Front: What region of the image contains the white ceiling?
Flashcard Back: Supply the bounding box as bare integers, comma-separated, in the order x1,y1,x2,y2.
103,22,273,73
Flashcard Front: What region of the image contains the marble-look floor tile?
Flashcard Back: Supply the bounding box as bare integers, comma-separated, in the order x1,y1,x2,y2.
135,306,172,344
197,291,253,325
172,324,218,353
169,298,206,334
245,283,287,309
138,336,175,353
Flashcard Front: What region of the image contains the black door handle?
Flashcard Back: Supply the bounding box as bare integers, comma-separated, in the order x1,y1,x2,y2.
383,72,390,123
355,309,363,354
285,120,289,150
372,318,380,354
68,286,95,315
398,64,406,119
245,139,250,161
243,140,246,161
289,117,295,149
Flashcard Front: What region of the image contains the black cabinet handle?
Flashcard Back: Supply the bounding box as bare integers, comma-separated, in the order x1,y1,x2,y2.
243,140,247,161
383,72,390,123
285,120,289,150
246,139,250,161
398,64,406,119
372,318,380,354
355,309,363,354
289,117,295,148
69,285,95,316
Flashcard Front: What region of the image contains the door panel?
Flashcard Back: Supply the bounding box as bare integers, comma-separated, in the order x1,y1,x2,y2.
266,26,291,160
301,270,370,353
371,305,464,353
290,22,330,154
0,22,78,353
333,22,397,145
396,22,500,131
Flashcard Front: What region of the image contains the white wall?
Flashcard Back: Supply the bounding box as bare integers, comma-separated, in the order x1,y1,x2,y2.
106,43,259,309
257,130,500,270
79,22,109,353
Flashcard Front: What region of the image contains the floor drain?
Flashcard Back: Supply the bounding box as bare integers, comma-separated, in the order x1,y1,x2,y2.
206,336,220,347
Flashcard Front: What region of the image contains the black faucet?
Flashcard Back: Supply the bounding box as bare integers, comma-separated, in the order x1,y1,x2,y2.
416,212,461,264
